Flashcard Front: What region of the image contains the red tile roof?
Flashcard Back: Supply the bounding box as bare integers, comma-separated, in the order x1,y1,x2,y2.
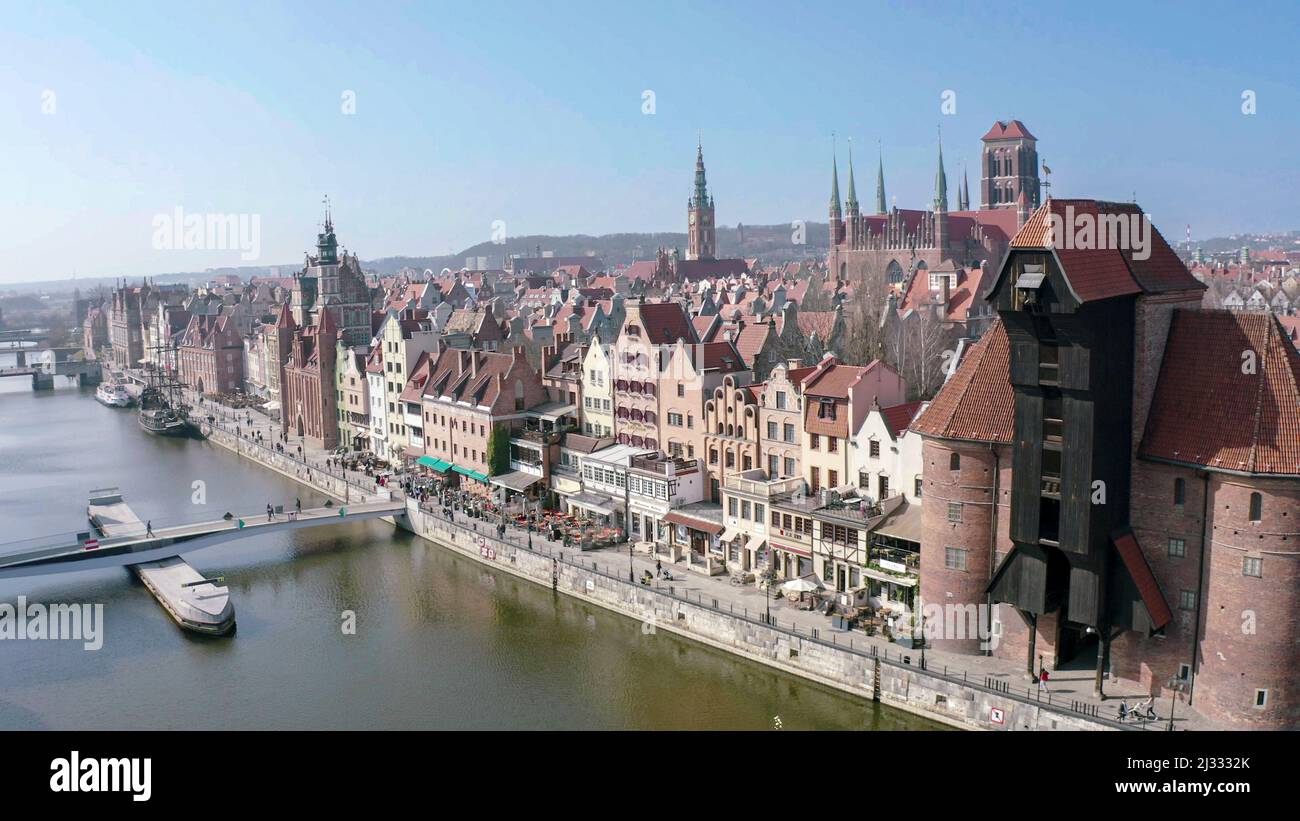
880,401,926,438
981,119,1035,141
1112,528,1172,631
637,302,696,345
1139,310,1300,475
1009,200,1203,304
911,320,1014,443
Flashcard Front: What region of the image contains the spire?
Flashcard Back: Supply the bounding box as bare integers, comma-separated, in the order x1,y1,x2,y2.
934,128,949,212
692,138,709,208
960,164,970,211
875,142,887,215
829,135,842,216
317,304,337,337
845,138,859,212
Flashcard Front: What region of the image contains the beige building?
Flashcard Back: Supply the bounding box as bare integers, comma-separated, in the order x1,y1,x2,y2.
581,338,614,439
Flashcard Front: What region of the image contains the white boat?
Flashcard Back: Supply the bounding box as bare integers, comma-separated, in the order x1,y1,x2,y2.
95,382,133,408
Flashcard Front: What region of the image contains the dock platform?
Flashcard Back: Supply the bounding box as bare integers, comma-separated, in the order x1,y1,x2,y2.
87,487,235,636
132,557,235,635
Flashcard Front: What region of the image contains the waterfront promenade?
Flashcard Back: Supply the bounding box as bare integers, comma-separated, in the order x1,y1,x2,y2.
186,388,1213,730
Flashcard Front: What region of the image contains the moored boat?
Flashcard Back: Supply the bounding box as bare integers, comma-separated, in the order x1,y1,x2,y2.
95,382,133,407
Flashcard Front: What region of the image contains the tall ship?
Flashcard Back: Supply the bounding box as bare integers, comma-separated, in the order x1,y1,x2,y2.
138,343,198,437
95,381,133,408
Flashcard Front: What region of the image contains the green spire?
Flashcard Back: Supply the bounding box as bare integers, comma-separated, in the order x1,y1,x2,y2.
875,143,886,215
692,139,709,208
845,139,859,211
934,129,949,211
829,137,841,215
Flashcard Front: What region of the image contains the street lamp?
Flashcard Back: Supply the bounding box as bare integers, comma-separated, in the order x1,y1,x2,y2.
1166,676,1187,731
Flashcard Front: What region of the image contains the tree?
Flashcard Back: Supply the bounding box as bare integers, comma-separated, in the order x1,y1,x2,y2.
839,271,888,367
486,423,510,476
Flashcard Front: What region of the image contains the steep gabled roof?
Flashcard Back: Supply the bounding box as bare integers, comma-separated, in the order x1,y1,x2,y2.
638,302,696,345
1007,200,1203,304
910,319,1014,443
1140,310,1300,475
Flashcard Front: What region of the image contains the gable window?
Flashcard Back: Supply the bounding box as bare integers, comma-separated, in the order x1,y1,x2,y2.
1249,492,1263,522
869,439,880,459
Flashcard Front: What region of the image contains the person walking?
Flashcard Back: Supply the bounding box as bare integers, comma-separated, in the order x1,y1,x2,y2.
295,497,302,514
656,558,662,577
267,503,274,522
146,520,154,537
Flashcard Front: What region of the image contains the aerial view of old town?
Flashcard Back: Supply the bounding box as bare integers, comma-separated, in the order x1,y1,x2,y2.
0,0,1292,804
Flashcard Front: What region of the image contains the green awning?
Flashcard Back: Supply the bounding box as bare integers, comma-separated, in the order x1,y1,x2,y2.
451,464,490,483
417,456,452,473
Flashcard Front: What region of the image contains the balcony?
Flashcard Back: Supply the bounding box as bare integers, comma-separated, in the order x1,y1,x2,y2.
630,454,697,476
723,468,804,500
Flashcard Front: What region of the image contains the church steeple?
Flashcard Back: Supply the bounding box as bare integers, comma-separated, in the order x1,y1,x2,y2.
845,139,859,213
829,139,842,216
687,139,716,261
875,143,887,215
317,196,338,265
934,130,949,212
692,139,710,208
959,164,970,211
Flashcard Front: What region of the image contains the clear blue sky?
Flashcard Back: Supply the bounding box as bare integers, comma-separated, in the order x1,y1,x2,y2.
1,0,1296,283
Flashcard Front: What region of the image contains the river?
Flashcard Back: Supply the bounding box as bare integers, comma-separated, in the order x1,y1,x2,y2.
0,377,942,730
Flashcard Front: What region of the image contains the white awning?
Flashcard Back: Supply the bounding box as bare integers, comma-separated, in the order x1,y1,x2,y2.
568,492,616,517
490,470,544,492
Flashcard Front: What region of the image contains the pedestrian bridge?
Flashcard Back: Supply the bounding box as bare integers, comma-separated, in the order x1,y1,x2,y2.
0,498,408,580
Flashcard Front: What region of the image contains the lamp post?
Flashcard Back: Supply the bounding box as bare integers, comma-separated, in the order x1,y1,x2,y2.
1166,677,1187,731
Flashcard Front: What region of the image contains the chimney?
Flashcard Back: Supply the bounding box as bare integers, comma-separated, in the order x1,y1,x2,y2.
787,358,801,370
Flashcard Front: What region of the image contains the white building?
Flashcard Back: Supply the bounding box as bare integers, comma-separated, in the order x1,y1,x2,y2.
627,454,704,546
849,400,929,504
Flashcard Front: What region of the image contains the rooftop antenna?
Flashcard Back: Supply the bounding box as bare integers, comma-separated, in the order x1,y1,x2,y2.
1041,159,1053,202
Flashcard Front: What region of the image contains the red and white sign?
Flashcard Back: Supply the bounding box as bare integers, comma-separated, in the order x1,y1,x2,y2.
83,539,100,550
989,707,1005,725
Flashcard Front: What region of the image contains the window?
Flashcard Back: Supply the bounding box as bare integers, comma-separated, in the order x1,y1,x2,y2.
828,438,838,454
776,391,787,409
869,440,880,458
784,423,795,442
741,501,751,519
677,384,685,398
828,470,837,487
784,457,795,476
767,421,777,439
1174,478,1186,507
1168,538,1186,558
709,448,718,465
725,451,735,468
878,475,889,500
668,412,684,427
728,497,738,516
949,453,961,471
1255,689,1269,709
769,454,779,475
1243,556,1263,578
947,502,963,523
755,503,765,522
810,434,820,450
817,399,835,419
1178,589,1196,610
1249,492,1262,522
914,476,923,498
944,547,967,571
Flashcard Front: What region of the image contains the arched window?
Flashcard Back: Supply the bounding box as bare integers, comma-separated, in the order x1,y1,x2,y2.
1174,478,1186,507
1249,492,1263,522
949,452,960,471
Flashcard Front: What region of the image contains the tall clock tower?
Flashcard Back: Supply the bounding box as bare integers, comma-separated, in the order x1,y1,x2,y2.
687,141,716,261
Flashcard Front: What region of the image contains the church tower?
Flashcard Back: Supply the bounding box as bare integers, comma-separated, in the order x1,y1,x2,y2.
686,141,716,261
980,120,1040,210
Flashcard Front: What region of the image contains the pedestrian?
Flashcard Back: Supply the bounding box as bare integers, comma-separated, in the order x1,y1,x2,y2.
295,497,302,513
656,559,662,577
1038,667,1051,694
266,503,273,522
1118,699,1130,723
146,520,154,537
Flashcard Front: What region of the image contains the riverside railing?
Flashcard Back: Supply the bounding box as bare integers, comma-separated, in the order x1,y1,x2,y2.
412,500,1139,731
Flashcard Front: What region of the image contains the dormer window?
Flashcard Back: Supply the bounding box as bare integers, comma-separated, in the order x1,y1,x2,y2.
817,399,836,420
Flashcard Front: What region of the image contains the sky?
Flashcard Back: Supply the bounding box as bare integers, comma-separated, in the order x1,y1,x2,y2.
1,0,1297,284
